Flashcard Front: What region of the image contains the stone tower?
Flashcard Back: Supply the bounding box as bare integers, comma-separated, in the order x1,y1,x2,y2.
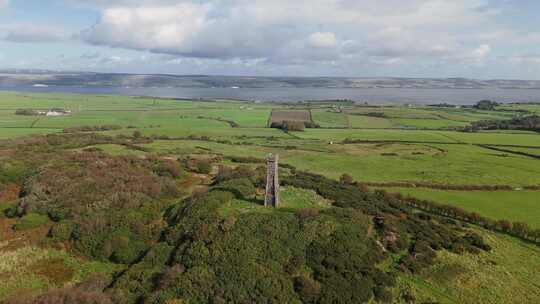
264,154,280,207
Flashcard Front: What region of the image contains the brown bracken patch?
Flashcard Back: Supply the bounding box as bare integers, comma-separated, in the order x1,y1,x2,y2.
32,258,75,286
0,217,52,252
0,183,21,202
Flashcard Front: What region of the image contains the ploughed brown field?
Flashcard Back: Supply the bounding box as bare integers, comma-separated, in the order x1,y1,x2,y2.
268,110,311,126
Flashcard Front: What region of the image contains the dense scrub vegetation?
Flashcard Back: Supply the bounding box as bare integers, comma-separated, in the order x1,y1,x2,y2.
80,170,490,304
15,108,40,116
270,120,321,131
0,132,534,303
63,124,123,133
100,183,397,303
13,153,184,264
473,100,499,111
357,181,514,191
0,134,184,266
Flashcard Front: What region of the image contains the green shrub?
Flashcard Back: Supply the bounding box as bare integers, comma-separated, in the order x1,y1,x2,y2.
133,130,143,138
374,286,393,303
155,160,183,178
47,206,69,222
294,275,321,303
109,232,149,264
15,108,39,116
14,213,49,230
48,221,74,241
196,160,212,174
0,202,12,218
112,243,175,302
283,120,305,131
215,165,255,183
339,173,354,185
214,178,256,200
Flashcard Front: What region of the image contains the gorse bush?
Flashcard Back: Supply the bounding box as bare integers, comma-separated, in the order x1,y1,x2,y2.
87,171,491,303
195,160,212,174
214,178,257,200
0,133,500,303
215,165,256,183
48,220,74,241
283,171,492,271
13,213,49,230
132,186,392,304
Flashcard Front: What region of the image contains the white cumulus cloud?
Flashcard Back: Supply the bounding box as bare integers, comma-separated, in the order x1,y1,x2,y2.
82,3,210,52
78,0,501,66
8,0,535,77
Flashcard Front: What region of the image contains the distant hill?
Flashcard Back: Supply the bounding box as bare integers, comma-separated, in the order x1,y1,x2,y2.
1,70,540,89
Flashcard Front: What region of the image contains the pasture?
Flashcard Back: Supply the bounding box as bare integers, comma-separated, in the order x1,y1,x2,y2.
1,91,539,303
396,227,540,303
386,188,540,228
0,91,539,230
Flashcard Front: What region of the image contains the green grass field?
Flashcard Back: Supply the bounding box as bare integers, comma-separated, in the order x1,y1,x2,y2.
1,91,539,231
385,188,540,228
311,109,350,128
131,139,540,186
396,227,540,303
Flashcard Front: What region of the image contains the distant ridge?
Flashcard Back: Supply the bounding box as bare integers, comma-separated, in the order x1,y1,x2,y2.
1,70,540,89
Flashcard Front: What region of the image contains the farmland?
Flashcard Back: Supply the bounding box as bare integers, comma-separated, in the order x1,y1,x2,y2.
384,188,540,228
1,91,539,199
0,91,539,303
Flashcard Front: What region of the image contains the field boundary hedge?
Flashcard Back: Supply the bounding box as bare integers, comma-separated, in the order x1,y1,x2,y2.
342,139,540,149
358,181,518,191
195,116,239,128
391,192,540,245
477,144,540,159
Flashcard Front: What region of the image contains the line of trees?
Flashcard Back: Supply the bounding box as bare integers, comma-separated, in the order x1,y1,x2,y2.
473,100,499,110
338,173,540,245
270,120,321,131
466,115,540,132
63,125,123,133
15,109,40,116
477,144,540,160
196,115,239,128
388,191,540,244
357,181,514,191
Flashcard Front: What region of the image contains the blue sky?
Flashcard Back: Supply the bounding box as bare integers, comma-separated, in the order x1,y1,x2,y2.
1,0,540,79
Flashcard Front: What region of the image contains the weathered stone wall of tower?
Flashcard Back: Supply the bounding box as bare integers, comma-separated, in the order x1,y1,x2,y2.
264,154,280,207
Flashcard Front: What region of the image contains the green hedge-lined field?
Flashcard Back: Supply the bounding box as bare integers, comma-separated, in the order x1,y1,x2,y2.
1,91,539,227
384,188,540,228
